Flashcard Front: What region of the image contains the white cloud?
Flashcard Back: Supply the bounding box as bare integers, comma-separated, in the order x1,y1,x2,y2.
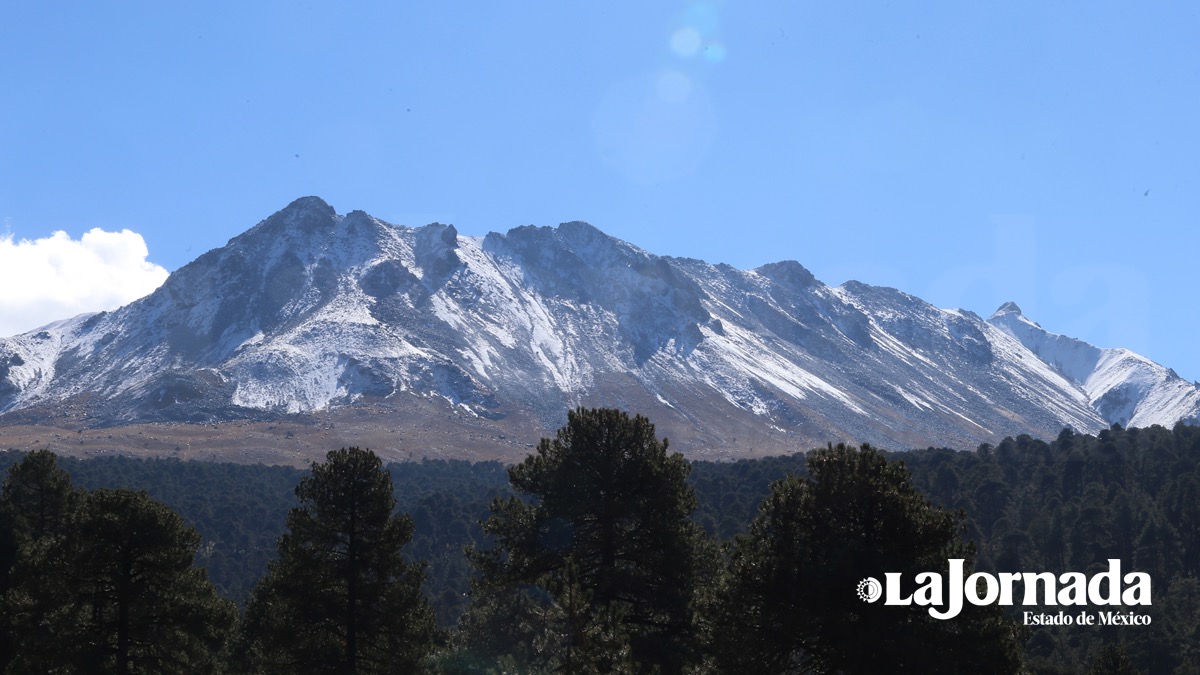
0,228,169,337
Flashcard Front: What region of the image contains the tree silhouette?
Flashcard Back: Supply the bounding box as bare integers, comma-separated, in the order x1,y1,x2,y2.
239,447,436,674
6,485,235,674
1,450,83,671
1087,642,1141,675
463,408,712,673
708,443,1022,674
1,449,79,542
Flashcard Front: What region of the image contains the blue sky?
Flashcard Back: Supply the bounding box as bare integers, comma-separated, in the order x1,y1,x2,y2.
2,2,1197,381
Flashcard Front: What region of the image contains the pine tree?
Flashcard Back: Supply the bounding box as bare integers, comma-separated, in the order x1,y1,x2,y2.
707,443,1023,674
239,447,436,674
1087,642,1140,675
0,449,83,671
1,449,79,542
462,408,711,673
6,486,235,673
0,487,17,673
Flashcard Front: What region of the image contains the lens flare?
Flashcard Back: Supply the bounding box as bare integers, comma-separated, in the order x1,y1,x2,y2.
670,2,726,63
592,69,717,184
656,70,692,104
683,2,720,36
670,27,702,58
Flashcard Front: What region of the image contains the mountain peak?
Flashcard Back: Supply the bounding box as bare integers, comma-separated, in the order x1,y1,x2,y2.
238,196,339,245
991,301,1023,318
280,196,336,232
281,195,335,217
3,199,1199,458
556,220,614,251
755,260,817,290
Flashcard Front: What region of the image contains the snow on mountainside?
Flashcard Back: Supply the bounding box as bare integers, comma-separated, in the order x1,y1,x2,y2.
1,197,1197,459
987,302,1200,429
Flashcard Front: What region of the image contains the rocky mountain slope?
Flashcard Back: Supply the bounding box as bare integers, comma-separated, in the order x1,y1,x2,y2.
1,197,1196,461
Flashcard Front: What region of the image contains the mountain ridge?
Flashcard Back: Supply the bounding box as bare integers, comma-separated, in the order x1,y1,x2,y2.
1,197,1196,462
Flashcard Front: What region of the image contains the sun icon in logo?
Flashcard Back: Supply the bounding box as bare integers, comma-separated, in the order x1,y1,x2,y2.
856,577,882,603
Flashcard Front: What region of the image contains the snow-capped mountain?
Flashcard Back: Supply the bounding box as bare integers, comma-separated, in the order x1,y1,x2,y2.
986,302,1200,430
1,197,1196,459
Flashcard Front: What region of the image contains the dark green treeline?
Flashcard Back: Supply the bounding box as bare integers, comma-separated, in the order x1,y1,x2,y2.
1,415,1198,673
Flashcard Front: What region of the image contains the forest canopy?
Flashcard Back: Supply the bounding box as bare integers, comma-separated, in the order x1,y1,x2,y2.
1,416,1198,673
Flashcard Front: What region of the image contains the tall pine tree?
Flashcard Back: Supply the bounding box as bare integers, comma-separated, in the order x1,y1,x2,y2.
707,443,1022,674
1,450,83,671
239,447,436,674
0,449,78,542
462,408,712,673
3,469,235,673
